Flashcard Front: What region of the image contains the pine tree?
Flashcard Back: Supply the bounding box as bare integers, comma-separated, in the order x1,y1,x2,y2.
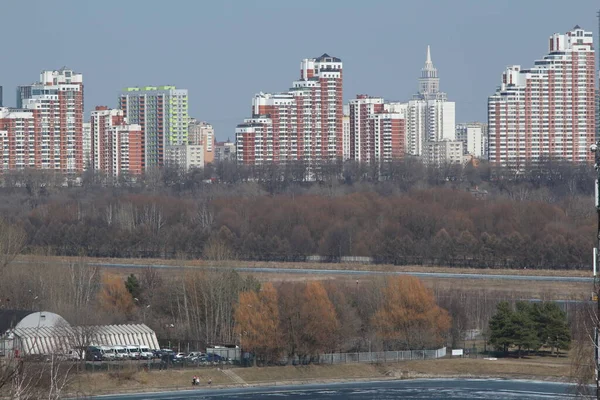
530,302,571,356
124,274,141,300
488,301,514,355
512,302,540,357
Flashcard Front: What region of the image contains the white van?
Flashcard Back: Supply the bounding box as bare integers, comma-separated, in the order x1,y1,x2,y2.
113,345,128,360
100,346,116,361
126,345,141,360
139,346,153,360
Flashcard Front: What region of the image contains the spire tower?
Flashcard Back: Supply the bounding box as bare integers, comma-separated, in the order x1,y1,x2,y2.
417,45,444,100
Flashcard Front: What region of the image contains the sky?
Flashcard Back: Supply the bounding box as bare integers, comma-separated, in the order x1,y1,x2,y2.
0,0,598,141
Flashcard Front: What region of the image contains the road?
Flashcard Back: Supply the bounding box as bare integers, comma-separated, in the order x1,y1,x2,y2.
89,379,581,399
89,262,593,282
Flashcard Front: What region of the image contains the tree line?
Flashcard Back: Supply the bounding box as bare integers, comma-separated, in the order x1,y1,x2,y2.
0,158,594,269
488,301,571,358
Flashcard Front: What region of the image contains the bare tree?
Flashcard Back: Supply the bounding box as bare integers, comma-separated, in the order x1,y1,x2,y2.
0,218,27,277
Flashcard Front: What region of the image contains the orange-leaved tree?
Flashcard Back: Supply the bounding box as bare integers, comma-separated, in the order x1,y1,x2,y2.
372,276,450,350
97,273,135,320
234,282,281,363
299,281,340,357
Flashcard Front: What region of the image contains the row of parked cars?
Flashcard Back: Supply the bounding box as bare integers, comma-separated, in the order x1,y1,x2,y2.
84,346,234,365
85,345,155,361
160,350,234,365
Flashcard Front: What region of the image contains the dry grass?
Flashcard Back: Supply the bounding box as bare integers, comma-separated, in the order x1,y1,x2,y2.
388,356,572,381
18,255,589,278
69,367,234,396
66,356,577,396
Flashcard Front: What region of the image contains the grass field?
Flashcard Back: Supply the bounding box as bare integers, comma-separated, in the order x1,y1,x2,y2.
66,355,577,396
19,255,592,300
19,254,590,277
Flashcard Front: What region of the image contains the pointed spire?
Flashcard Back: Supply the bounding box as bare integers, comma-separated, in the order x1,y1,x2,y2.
426,45,432,65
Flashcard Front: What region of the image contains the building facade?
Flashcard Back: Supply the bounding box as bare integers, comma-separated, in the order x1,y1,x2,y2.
83,122,91,170
91,106,143,178
423,140,464,165
119,86,189,170
0,69,84,173
456,123,487,159
342,104,350,161
347,95,406,164
188,118,214,165
406,47,456,157
236,54,343,165
488,26,596,166
165,145,204,171
215,140,236,162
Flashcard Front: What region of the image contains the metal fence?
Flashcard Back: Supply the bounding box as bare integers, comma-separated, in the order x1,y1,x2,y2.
316,347,446,364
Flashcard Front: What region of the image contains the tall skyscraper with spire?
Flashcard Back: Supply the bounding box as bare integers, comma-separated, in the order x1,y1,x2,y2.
406,46,456,157
417,46,444,100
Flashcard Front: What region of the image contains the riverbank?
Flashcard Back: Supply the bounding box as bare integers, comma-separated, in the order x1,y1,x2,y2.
67,356,575,397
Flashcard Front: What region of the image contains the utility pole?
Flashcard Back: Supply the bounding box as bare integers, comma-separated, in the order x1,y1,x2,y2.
591,141,600,400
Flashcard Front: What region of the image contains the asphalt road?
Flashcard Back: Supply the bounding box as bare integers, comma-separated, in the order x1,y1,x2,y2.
90,262,593,282
88,379,581,399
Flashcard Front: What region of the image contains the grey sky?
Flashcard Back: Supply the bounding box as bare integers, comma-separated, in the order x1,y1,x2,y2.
0,0,597,141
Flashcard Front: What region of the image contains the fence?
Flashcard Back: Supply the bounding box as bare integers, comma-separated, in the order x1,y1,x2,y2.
276,347,447,365
317,347,446,364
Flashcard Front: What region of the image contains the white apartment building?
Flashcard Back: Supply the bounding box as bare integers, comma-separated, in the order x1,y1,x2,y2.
456,123,487,159
423,140,464,166
406,46,456,157
488,26,596,166
165,144,205,171
342,104,350,161
83,122,91,170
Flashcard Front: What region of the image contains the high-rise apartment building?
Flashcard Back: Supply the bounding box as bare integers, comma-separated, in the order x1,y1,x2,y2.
91,106,143,178
0,68,84,173
188,118,215,165
405,47,455,157
342,104,350,161
83,122,92,170
236,54,343,165
348,95,406,164
215,140,236,162
119,86,188,170
456,123,488,159
423,140,464,166
165,145,204,171
488,26,596,166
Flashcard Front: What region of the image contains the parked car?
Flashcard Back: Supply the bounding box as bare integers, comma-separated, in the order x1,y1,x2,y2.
100,346,116,361
85,347,102,361
113,346,128,360
174,352,186,360
206,353,224,363
161,353,183,365
62,349,82,361
126,345,141,360
139,346,153,360
185,352,205,362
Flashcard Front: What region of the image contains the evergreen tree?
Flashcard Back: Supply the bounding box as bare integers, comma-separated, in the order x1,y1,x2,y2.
124,274,141,301
530,302,571,356
488,301,514,355
512,302,540,357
